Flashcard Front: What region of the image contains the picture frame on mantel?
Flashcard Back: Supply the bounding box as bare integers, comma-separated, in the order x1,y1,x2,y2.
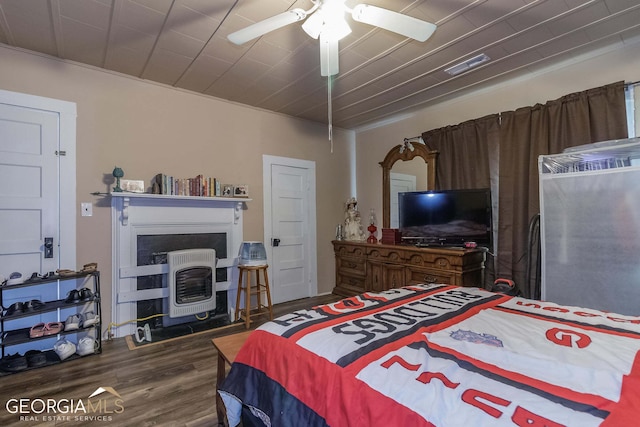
234,185,248,198
222,184,234,197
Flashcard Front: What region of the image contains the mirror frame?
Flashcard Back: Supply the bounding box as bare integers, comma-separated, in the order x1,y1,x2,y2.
380,143,438,229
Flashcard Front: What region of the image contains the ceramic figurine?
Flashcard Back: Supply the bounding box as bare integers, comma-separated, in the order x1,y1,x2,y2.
344,197,366,241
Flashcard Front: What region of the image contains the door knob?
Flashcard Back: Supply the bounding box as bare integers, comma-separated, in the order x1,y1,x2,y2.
44,237,54,258
272,238,281,247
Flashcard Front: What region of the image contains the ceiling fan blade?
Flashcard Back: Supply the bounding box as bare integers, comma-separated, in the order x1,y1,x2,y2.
351,4,436,42
320,35,339,77
228,8,307,45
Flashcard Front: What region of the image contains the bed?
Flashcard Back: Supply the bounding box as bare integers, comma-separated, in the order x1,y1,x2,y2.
218,283,640,426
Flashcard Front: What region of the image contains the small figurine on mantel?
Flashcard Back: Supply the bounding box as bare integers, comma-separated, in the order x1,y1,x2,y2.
112,166,124,192
344,197,366,241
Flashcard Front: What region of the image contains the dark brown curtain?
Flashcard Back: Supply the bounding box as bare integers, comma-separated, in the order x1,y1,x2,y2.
497,81,628,295
422,114,500,190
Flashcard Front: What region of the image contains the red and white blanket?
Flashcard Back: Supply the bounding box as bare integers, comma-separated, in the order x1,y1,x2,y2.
219,284,640,426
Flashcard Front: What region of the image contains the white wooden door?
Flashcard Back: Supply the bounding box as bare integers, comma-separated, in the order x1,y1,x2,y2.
390,172,416,228
263,156,317,304
0,90,76,313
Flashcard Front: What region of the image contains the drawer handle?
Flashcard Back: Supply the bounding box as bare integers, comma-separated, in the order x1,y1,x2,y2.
424,275,437,283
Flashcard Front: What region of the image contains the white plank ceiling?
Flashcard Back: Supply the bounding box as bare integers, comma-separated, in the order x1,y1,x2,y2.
0,0,638,129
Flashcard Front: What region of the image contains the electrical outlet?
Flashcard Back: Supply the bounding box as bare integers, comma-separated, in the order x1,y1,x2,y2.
81,202,93,217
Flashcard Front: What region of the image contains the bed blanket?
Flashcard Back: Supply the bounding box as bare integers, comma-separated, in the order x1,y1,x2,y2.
219,284,640,426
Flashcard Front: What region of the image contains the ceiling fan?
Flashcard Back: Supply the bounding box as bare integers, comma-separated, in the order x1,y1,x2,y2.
227,0,437,77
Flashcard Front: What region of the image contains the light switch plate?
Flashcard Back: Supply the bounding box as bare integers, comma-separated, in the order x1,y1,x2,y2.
81,202,92,217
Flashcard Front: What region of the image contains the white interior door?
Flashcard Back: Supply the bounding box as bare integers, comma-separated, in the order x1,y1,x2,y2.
390,172,417,228
0,90,76,315
0,104,58,279
263,156,317,304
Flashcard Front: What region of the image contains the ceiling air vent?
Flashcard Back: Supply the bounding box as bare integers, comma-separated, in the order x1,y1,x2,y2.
444,54,491,76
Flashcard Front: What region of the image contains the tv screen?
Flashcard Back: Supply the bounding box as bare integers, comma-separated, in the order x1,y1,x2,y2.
398,188,492,247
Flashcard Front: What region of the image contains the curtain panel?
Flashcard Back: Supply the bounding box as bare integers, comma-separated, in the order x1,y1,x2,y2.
497,81,628,296
421,114,499,190
420,81,627,296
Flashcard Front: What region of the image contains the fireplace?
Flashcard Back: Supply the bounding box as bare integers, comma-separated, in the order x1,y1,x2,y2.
111,193,247,337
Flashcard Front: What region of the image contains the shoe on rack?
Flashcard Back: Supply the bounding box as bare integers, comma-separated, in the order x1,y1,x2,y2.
30,323,47,338
79,288,93,301
80,262,98,273
3,302,25,317
25,350,47,367
57,269,76,277
65,314,81,331
54,339,76,361
6,272,24,286
0,353,28,372
65,289,81,303
24,299,45,311
43,271,58,280
81,311,98,328
77,337,99,356
27,272,45,283
43,321,64,335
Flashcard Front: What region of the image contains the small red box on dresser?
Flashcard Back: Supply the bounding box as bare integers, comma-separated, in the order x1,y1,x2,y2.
381,228,402,244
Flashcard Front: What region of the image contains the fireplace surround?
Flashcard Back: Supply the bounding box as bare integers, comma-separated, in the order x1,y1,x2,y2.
111,193,248,337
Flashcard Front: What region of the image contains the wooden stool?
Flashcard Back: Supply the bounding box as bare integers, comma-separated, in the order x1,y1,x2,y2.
234,264,273,329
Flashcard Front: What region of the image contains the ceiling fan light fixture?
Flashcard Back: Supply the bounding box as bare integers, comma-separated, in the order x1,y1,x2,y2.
303,0,351,42
322,18,352,42
320,35,340,76
302,12,324,39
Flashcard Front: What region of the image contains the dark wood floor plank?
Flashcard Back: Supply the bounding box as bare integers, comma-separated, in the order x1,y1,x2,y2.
0,294,340,426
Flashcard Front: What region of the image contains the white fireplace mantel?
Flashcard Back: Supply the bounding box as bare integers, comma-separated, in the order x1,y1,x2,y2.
111,192,250,226
111,193,250,337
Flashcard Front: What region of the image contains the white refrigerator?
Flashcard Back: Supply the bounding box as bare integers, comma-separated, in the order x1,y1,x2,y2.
539,138,640,316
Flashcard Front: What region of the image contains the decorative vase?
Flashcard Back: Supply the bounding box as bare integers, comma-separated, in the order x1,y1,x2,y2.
367,208,378,243
112,166,124,192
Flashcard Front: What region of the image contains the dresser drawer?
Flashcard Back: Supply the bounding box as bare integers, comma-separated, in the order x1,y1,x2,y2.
406,252,454,270
337,256,366,276
335,273,367,296
405,266,455,286
366,246,405,263
334,242,367,259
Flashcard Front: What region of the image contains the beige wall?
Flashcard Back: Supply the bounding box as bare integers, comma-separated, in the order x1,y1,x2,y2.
356,37,640,223
0,45,355,329
2,34,639,330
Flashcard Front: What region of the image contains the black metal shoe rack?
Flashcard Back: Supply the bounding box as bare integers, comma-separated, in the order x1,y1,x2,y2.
0,271,102,375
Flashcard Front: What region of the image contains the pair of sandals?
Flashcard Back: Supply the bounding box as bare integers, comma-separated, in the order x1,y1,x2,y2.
58,263,98,277
29,321,64,338
2,300,45,317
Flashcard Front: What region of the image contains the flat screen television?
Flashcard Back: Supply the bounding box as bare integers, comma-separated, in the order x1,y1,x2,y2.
398,188,492,247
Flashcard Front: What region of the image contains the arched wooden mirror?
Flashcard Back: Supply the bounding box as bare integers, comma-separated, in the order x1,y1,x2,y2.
380,143,438,229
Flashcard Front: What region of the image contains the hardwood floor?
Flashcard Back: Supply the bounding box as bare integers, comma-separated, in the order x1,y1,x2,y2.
0,294,341,427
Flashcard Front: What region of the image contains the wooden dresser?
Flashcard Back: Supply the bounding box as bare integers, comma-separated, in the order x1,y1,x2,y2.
332,240,486,297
